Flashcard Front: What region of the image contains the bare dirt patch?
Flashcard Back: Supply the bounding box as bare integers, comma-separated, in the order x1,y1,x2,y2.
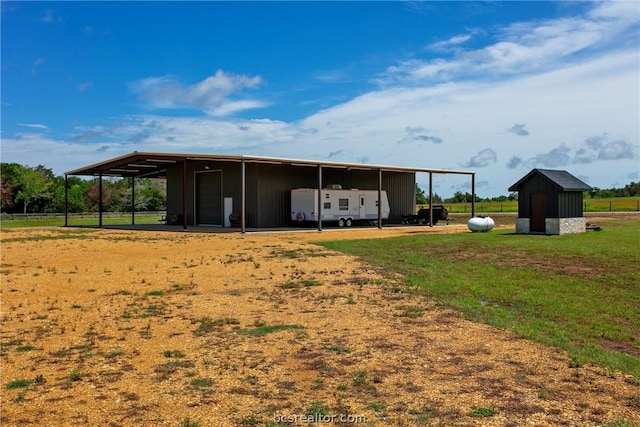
1,225,639,426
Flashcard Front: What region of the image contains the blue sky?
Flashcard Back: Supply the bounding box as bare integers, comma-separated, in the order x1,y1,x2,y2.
2,1,639,197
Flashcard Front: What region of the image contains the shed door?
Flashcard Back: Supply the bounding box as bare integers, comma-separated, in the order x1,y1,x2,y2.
530,193,546,232
195,171,222,226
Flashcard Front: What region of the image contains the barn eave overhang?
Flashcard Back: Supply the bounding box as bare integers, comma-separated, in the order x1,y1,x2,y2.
65,151,476,178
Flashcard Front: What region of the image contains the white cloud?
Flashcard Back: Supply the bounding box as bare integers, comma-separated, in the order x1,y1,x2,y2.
598,140,636,161
377,1,639,86
428,33,474,51
127,69,264,115
506,124,529,137
465,148,497,168
526,145,572,168
18,123,50,130
1,133,121,172
77,82,93,92
208,100,270,117
41,10,63,24
31,57,45,75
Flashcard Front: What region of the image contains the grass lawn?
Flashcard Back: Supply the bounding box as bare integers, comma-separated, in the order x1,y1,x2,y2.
0,213,164,229
423,196,640,214
319,218,640,377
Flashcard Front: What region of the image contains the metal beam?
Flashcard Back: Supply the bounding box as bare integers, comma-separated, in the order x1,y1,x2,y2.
64,175,68,227
182,160,188,230
241,159,246,234
98,174,103,227
378,169,383,229
131,177,135,225
317,165,323,232
471,173,476,218
429,172,433,227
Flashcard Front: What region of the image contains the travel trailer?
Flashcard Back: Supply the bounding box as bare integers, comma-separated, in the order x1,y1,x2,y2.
291,186,390,227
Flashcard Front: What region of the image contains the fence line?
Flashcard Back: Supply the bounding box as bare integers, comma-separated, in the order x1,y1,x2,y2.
1,211,166,220
417,200,640,214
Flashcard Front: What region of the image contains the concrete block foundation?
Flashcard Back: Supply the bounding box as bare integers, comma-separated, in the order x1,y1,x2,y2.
515,217,586,235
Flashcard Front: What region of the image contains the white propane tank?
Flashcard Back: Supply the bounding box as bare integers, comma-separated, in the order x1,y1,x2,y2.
467,216,495,232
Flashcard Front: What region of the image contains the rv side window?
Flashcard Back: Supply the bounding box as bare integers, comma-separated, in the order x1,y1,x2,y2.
324,202,331,209
360,197,365,206
339,199,349,210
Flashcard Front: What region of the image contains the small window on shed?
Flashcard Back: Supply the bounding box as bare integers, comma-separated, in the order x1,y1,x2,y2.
324,202,331,209
339,198,349,211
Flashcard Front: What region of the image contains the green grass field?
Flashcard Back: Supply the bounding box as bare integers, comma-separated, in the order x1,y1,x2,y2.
0,213,164,229
319,218,640,377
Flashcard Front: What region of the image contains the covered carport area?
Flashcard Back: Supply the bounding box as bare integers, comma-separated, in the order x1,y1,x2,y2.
64,152,476,233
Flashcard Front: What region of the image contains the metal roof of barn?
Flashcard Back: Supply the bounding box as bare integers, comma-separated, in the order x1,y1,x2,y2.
65,151,476,178
508,168,592,192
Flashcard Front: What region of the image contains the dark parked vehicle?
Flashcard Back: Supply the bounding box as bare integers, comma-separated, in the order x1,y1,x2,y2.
401,205,449,225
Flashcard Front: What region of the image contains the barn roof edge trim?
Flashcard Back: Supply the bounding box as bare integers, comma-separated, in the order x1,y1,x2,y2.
65,151,476,178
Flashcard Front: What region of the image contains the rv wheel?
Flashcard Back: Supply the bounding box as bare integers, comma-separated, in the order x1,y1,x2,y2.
346,218,353,227
338,218,345,227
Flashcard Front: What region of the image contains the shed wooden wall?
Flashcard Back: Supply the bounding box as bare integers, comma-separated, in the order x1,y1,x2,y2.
516,174,584,219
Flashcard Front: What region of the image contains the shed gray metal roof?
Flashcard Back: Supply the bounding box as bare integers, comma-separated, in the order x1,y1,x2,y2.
508,169,592,192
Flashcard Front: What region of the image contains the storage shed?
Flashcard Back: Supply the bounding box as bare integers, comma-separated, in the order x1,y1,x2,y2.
65,152,477,232
508,169,592,235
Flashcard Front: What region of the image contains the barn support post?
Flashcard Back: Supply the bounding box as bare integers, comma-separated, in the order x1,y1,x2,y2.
317,165,323,232
182,160,188,230
131,177,135,225
98,173,103,227
241,159,246,234
64,174,69,227
429,172,433,227
471,173,476,218
377,169,383,229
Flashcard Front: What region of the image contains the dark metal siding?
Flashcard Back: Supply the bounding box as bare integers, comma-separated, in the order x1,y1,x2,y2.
558,191,583,218
167,161,416,227
248,165,415,227
166,166,183,220
382,172,415,223
249,164,315,227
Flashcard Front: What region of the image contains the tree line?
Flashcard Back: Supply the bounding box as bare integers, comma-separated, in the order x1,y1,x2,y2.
1,163,166,214
2,163,637,214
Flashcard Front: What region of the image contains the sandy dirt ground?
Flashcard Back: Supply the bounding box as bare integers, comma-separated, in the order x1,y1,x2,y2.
1,219,639,426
